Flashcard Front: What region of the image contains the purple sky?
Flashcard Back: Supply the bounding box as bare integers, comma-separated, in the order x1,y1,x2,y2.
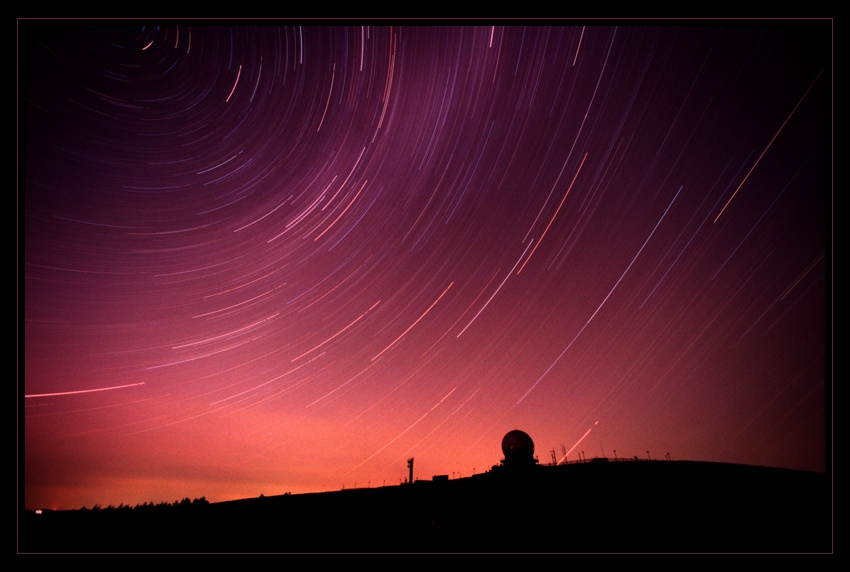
21,21,831,511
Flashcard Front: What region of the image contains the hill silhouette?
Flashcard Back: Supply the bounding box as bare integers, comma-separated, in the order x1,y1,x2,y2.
19,428,831,553
20,457,830,553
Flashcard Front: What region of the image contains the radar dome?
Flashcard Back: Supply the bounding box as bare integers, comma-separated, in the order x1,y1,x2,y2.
501,429,536,466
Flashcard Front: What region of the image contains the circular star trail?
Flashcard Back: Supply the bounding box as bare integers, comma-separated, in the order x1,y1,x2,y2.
22,21,830,510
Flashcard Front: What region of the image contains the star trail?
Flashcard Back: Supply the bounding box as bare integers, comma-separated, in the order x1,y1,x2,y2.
21,21,831,511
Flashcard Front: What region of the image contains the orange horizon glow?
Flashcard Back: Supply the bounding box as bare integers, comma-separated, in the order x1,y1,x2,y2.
22,22,829,513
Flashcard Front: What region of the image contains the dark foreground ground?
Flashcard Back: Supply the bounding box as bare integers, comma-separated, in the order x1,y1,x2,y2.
19,460,832,553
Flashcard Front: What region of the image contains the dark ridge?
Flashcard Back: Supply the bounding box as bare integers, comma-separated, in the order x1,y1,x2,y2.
19,459,831,553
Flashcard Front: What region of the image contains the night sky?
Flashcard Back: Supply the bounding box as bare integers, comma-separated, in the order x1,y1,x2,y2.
21,21,831,511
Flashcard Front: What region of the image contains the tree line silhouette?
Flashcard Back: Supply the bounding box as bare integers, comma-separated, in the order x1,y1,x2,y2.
75,496,210,513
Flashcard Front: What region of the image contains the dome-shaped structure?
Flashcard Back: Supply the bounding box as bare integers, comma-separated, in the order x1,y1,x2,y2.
501,429,537,467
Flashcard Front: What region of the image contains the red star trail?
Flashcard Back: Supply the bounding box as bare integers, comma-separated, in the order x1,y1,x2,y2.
21,21,830,512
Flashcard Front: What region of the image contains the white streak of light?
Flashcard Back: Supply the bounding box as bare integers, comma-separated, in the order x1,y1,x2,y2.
26,382,145,398
573,26,585,66
209,362,310,405
171,313,280,349
372,282,454,361
316,63,335,132
457,239,535,337
314,179,368,241
225,64,242,103
517,152,589,274
517,185,684,403
349,387,457,472
322,148,367,210
713,68,824,223
291,300,381,361
559,422,597,463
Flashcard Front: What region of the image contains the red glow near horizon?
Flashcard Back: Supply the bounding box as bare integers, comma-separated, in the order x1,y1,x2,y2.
21,22,830,512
